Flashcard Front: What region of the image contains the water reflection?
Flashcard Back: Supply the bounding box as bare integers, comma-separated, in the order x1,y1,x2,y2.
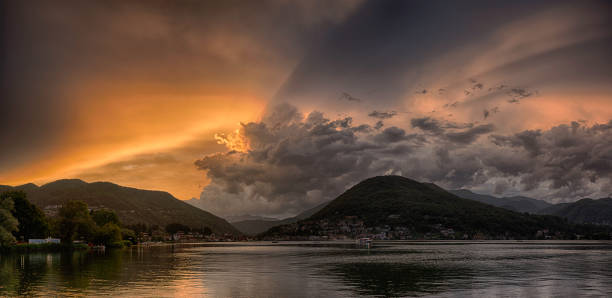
330,262,472,296
0,253,49,296
0,241,611,297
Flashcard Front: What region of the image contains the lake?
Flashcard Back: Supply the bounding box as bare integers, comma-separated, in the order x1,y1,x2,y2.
1,241,611,297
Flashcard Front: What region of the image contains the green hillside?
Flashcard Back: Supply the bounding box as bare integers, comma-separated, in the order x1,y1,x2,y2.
264,176,608,240
0,179,239,235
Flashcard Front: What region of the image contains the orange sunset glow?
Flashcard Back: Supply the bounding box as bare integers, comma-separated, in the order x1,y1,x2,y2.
2,0,611,216
2,1,612,297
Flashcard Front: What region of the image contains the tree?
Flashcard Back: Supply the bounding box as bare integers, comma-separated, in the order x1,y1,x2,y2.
56,201,95,244
1,191,49,241
92,223,122,246
0,195,18,247
91,209,120,227
121,228,137,244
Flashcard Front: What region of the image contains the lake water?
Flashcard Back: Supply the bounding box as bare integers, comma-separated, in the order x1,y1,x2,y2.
1,241,611,297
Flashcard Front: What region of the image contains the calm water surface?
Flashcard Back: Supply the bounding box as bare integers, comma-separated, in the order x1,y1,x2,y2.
1,241,611,297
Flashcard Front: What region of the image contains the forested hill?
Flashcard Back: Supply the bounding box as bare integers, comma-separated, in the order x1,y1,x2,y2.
0,179,239,235
264,176,609,240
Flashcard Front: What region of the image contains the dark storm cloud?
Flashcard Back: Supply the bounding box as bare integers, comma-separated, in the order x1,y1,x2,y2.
4,0,612,215
464,80,485,96
445,124,495,144
410,117,445,134
0,0,359,174
339,92,362,102
192,104,423,216
403,121,612,198
411,117,493,145
485,121,612,195
368,110,397,119
372,127,409,143
491,130,542,156
193,104,612,215
506,88,536,103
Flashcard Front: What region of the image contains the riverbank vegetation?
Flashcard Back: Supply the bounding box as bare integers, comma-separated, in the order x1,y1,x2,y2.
0,190,136,251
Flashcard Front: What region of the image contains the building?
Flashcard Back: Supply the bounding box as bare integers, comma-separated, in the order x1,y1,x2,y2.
28,238,60,244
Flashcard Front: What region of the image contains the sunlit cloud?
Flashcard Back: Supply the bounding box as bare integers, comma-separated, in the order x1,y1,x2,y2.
1,0,611,214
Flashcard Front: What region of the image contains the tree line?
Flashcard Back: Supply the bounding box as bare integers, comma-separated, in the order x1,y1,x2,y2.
0,190,135,249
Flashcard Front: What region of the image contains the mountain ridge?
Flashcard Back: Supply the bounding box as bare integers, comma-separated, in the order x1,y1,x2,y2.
0,179,240,235
449,189,552,213
538,198,612,225
264,176,608,239
230,201,329,235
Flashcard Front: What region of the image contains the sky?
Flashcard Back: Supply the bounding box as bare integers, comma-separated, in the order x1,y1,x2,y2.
2,0,611,218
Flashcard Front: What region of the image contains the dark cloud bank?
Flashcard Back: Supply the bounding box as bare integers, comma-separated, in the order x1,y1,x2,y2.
193,104,612,217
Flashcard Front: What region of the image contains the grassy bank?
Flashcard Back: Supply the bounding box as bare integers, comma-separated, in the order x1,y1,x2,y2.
2,243,89,253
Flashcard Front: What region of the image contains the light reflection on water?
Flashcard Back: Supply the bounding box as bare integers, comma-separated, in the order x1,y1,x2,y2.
1,241,611,297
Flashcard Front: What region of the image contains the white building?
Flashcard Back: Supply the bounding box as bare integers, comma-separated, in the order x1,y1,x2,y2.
28,238,60,244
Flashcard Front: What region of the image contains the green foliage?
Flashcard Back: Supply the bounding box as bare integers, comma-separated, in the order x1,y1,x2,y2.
0,194,18,247
54,200,142,247
92,223,122,246
1,191,49,241
91,208,120,227
56,200,96,244
120,228,137,244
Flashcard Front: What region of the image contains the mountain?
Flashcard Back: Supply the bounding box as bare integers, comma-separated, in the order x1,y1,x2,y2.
264,176,604,240
449,189,612,226
450,189,552,213
231,201,329,235
538,198,612,225
0,179,239,235
226,214,280,223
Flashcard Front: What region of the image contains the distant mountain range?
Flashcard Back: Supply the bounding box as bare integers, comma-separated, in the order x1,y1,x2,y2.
0,179,239,235
263,176,610,239
186,196,329,235
449,189,552,213
229,202,328,235
224,214,280,223
450,189,612,226
538,198,612,225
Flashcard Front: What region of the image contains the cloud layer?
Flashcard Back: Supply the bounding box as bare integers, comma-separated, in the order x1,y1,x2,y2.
2,0,611,213
192,104,612,217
